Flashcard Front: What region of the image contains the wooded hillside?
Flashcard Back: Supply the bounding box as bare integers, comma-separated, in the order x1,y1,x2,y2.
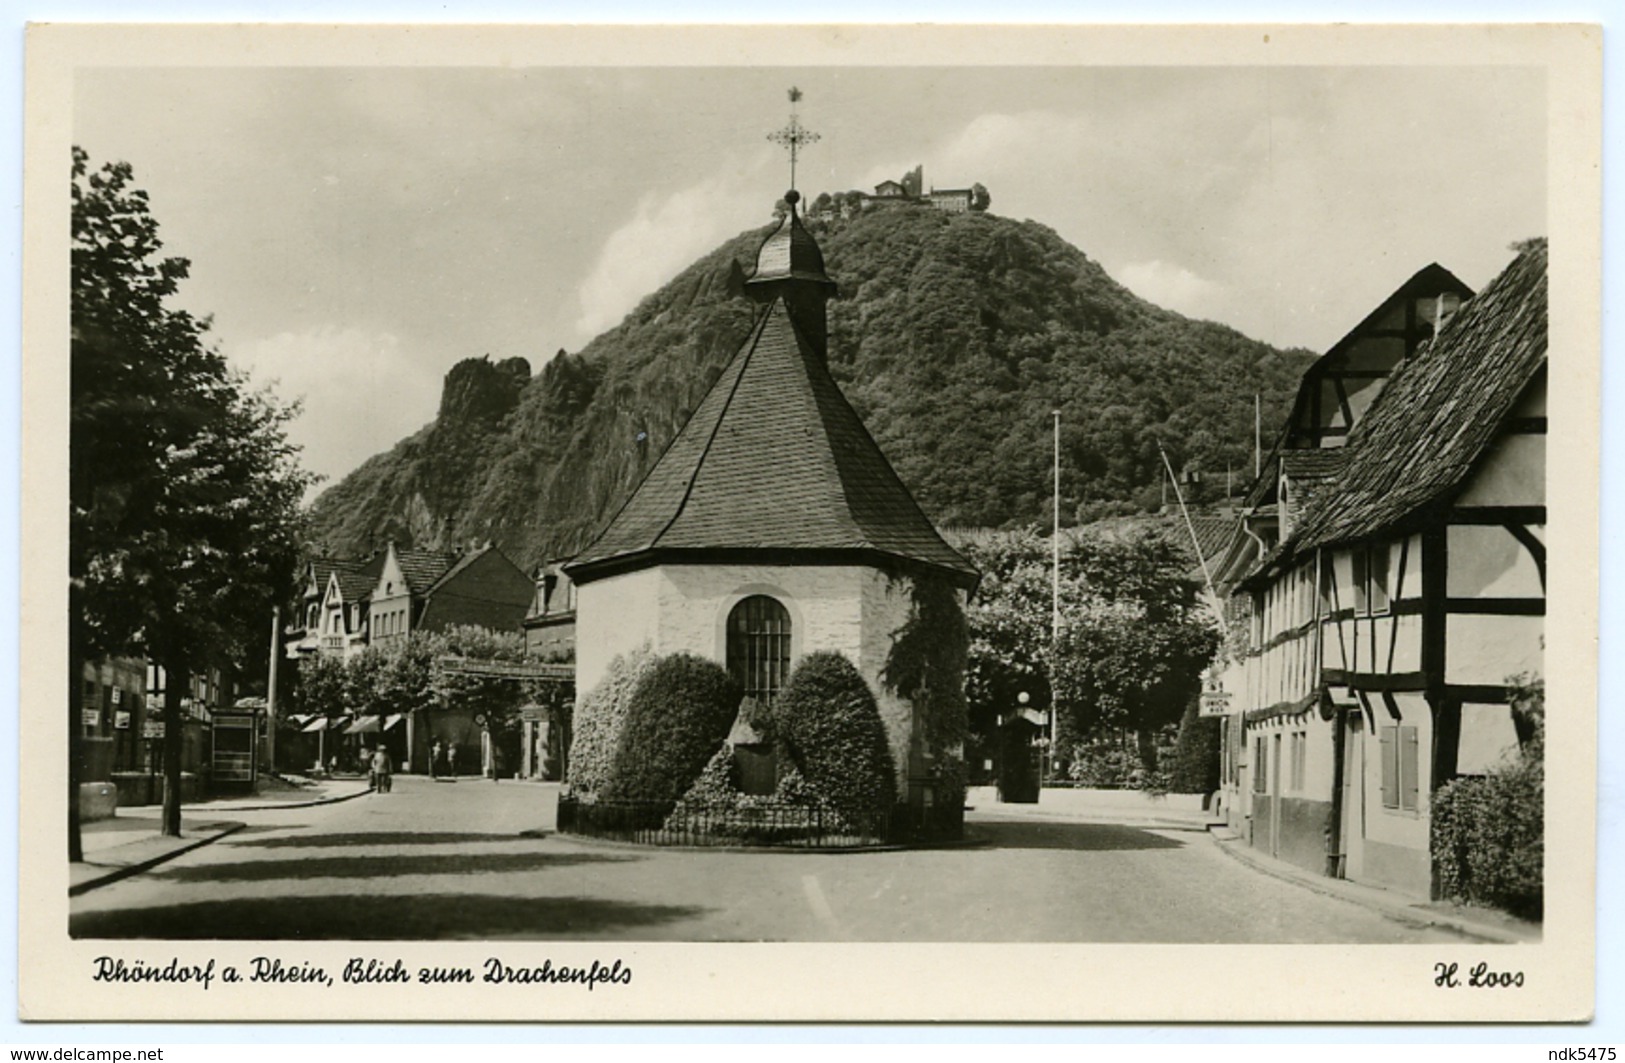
306,203,1314,568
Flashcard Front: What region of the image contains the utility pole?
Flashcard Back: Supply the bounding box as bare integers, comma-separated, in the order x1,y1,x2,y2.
266,604,280,776
1254,393,1263,477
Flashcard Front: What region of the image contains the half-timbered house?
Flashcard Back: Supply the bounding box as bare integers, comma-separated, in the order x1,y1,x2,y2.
1217,240,1546,896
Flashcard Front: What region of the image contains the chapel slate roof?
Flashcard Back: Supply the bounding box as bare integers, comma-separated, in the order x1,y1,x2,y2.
1272,239,1547,561
567,296,978,586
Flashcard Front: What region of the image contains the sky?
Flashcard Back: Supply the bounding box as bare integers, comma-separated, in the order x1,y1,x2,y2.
72,64,1546,490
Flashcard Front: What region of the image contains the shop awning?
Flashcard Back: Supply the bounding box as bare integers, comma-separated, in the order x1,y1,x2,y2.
344,715,381,734
300,717,330,733
384,714,405,731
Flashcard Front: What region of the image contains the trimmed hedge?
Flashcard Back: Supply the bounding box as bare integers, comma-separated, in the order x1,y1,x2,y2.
1431,679,1544,919
774,651,897,822
605,653,742,803
1169,702,1221,794
566,644,654,797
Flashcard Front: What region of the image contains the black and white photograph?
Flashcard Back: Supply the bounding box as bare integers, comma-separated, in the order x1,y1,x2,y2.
19,22,1601,1022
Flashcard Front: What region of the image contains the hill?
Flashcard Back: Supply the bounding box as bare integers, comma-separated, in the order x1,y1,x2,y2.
305,203,1314,569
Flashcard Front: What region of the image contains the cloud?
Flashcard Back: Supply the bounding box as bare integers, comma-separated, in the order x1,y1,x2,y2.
1115,260,1228,321
226,326,441,490
573,155,774,339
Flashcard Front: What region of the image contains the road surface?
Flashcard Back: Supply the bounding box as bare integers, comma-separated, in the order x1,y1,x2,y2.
70,775,1461,942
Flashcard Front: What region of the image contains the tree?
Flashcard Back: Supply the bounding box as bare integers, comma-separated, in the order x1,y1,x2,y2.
956,527,1219,783
1049,530,1219,776
71,148,313,839
430,625,531,738
970,182,991,212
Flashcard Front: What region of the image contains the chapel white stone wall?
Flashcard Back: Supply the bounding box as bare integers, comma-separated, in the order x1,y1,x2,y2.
574,562,925,776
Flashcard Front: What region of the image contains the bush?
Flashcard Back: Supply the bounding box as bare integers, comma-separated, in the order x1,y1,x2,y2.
1168,702,1221,794
605,653,742,803
1066,727,1177,790
670,746,742,812
566,644,654,797
1431,678,1544,919
664,754,861,844
774,651,897,822
882,575,971,816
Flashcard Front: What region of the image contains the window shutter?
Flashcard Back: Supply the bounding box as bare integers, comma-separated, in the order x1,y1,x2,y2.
1400,726,1421,811
1379,726,1398,809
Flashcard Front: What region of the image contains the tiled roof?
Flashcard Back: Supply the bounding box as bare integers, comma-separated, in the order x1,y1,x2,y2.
306,558,341,598
1281,240,1547,556
395,547,458,595
1281,448,1349,521
568,296,978,586
331,554,385,603
426,546,486,596
1280,448,1347,483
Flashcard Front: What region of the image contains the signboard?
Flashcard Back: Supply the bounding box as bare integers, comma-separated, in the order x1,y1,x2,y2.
81,708,100,728
142,719,165,739
114,711,131,730
110,687,122,705
1199,690,1233,717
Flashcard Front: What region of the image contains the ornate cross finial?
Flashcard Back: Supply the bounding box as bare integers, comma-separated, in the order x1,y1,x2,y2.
767,86,820,194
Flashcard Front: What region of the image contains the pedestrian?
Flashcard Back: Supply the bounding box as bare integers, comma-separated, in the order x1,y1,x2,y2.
370,745,393,794
430,739,442,780
447,743,458,780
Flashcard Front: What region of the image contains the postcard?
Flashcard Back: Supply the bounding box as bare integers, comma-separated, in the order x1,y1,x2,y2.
20,22,1600,1022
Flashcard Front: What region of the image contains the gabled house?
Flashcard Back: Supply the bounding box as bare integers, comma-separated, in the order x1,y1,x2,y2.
317,554,387,660
368,541,533,649
522,560,577,661
1217,240,1546,897
284,557,344,659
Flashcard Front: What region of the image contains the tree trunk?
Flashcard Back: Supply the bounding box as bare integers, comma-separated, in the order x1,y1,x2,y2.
161,657,188,837
1136,727,1159,779
68,583,84,862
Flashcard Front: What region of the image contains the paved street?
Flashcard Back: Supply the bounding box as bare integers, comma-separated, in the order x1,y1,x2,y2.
70,776,1461,942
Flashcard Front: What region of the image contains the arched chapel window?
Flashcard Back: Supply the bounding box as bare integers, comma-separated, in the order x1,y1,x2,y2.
726,595,791,705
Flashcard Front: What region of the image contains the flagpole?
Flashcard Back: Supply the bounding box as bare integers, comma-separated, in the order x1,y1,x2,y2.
1050,409,1061,794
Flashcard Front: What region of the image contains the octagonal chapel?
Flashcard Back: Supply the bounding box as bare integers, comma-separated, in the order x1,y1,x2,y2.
563,190,979,800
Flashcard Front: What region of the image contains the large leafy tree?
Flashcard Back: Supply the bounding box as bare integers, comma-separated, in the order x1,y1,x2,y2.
430,625,534,737
957,527,1219,781
71,147,313,840
1050,531,1220,776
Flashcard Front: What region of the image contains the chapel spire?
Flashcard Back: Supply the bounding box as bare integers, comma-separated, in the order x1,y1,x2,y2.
750,90,836,353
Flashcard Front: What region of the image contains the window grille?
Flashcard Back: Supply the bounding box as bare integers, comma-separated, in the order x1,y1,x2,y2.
726,595,792,706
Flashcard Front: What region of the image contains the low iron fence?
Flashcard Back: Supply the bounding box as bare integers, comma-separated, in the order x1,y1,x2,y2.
556,795,962,848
